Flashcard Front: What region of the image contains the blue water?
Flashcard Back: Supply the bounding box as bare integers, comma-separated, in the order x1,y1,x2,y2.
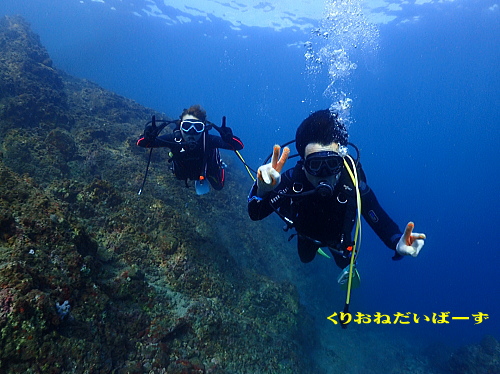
2,0,498,353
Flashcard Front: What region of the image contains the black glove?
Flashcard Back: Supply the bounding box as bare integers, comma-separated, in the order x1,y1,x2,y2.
219,126,234,143
143,121,167,141
212,116,234,143
143,125,158,141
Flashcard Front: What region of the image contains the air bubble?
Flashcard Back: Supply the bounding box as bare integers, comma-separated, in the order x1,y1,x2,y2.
305,0,379,125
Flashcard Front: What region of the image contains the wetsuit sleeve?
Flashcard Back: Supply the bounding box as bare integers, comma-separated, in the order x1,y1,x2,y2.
358,166,403,260
247,168,292,221
209,133,244,151
137,133,176,148
247,182,276,220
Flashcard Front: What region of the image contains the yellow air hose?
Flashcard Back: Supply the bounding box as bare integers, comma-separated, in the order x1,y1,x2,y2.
340,155,362,327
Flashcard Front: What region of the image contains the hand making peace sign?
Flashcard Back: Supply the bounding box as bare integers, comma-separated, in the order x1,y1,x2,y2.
256,145,290,197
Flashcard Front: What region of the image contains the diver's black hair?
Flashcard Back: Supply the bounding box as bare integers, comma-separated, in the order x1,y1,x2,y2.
295,109,348,158
180,104,207,123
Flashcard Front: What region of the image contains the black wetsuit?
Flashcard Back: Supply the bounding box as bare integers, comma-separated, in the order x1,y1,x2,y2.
248,162,403,267
137,130,243,190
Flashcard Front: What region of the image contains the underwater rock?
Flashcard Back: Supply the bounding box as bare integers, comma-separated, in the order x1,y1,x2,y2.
480,334,500,356
0,15,319,373
449,335,500,374
0,16,68,132
45,127,77,161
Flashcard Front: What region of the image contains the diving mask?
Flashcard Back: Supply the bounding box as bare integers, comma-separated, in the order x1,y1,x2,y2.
180,119,205,134
304,151,343,178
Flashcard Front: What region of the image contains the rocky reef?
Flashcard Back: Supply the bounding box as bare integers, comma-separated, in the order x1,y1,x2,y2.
0,15,317,373
448,335,500,374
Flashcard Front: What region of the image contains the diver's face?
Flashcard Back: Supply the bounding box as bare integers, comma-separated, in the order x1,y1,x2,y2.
303,142,341,187
180,114,204,142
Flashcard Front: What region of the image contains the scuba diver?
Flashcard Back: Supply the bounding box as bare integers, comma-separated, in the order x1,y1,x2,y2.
247,109,426,271
137,105,244,194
